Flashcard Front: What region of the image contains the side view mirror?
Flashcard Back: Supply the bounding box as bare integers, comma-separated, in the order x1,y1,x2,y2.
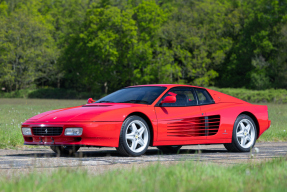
87,98,95,104
161,96,176,104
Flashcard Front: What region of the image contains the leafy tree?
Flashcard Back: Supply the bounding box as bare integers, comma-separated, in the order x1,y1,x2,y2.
1,0,287,95
158,0,233,86
61,4,138,93
132,0,182,85
0,0,59,91
218,0,287,89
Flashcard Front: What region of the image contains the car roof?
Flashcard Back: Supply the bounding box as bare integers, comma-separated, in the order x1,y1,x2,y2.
127,84,205,89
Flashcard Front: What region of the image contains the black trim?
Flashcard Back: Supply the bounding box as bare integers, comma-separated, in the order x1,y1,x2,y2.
155,87,216,107
194,88,215,105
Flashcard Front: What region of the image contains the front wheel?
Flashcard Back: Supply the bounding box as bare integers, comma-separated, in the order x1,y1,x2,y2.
224,114,257,152
116,116,150,157
50,146,80,155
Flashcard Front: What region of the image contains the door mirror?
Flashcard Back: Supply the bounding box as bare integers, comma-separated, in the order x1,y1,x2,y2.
161,96,176,104
87,98,95,104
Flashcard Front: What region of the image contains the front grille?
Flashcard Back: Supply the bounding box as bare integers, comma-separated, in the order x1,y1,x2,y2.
32,127,63,136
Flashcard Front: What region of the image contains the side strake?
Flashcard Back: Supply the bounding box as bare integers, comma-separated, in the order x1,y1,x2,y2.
166,115,220,137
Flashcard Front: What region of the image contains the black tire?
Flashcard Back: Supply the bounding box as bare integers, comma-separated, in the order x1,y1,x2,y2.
224,114,257,152
157,145,182,154
50,146,80,155
116,116,150,157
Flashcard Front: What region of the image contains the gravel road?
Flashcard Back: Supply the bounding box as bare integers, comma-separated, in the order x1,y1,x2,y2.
0,142,286,176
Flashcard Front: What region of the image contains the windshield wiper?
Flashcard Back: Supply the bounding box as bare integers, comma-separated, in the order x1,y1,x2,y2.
97,101,114,103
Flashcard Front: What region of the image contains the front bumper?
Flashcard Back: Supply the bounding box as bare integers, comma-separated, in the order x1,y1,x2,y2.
21,121,122,147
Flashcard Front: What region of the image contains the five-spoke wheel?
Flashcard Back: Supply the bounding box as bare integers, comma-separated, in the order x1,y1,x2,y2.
235,119,255,149
125,120,149,153
224,114,257,152
117,116,150,156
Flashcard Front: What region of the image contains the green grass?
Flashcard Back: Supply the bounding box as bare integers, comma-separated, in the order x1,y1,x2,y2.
1,157,287,191
258,103,287,142
0,99,286,148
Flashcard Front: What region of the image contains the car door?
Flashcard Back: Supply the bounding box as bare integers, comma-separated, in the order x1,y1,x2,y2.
155,87,206,141
194,88,224,139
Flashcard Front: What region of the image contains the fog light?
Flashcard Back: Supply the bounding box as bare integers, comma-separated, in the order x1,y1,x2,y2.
22,128,32,135
65,128,83,136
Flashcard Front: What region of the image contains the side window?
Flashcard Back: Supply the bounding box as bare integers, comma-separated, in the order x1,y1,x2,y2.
195,88,214,105
160,87,197,107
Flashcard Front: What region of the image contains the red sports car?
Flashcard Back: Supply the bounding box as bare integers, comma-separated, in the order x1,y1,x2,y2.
21,84,271,156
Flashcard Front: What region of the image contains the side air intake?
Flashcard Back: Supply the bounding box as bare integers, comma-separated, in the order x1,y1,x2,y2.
167,115,220,137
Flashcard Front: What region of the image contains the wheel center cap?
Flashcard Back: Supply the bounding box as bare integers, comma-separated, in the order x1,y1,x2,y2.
244,132,247,136
135,135,138,139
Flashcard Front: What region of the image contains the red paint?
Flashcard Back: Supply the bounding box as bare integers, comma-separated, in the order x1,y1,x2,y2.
87,98,95,104
161,96,176,104
168,92,177,96
21,84,271,148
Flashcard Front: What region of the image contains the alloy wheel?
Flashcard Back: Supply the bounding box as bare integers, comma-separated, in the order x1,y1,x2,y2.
236,119,255,148
125,120,149,153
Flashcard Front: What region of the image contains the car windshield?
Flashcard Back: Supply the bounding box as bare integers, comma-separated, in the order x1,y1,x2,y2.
96,86,166,104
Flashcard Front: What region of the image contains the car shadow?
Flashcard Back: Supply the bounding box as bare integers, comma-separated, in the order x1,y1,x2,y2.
6,148,228,159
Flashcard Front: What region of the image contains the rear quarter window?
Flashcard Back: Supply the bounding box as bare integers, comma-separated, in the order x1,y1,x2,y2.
195,88,215,105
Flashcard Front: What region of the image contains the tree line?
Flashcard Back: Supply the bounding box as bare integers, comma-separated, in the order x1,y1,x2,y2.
1,0,287,95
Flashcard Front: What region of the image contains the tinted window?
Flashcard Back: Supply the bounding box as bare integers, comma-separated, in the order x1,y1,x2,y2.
96,86,166,104
195,88,214,105
160,87,197,107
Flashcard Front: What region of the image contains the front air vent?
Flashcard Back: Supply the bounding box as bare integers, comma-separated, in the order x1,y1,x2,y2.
32,127,63,136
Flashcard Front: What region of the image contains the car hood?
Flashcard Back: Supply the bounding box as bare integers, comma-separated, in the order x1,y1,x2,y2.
26,103,145,123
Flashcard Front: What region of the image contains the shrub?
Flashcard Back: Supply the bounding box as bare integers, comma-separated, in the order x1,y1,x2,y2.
0,88,103,100
1,87,287,103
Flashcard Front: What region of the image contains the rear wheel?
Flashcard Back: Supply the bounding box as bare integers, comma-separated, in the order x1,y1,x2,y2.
157,146,182,154
224,114,257,152
116,116,150,157
50,146,80,155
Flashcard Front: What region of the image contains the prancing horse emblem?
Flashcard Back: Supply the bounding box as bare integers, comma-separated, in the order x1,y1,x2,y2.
45,129,48,134
53,117,57,119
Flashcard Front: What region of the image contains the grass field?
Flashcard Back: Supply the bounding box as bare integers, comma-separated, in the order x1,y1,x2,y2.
259,103,287,141
1,157,287,191
0,99,286,148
